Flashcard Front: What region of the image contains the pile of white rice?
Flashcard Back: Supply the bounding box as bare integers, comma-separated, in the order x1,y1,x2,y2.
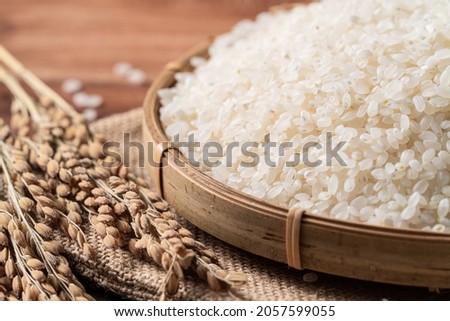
159,0,450,232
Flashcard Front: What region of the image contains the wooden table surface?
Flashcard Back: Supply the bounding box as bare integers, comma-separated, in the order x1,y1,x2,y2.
0,0,301,121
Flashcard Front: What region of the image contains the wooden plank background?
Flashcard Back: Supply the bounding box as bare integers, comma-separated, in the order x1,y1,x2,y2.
0,0,302,121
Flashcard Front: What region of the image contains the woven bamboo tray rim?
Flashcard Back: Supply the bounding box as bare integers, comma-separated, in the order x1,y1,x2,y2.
143,39,450,288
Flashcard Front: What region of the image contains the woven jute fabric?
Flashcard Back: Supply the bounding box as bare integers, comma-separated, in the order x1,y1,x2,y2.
60,108,449,301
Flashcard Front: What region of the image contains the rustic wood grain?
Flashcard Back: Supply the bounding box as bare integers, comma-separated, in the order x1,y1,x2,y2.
0,0,303,121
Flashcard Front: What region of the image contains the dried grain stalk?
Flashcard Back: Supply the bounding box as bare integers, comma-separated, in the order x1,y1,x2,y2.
0,150,92,301
0,45,246,299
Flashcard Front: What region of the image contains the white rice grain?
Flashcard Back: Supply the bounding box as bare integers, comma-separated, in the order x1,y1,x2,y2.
438,199,449,219
61,78,82,94
82,109,98,122
160,0,450,232
113,62,133,77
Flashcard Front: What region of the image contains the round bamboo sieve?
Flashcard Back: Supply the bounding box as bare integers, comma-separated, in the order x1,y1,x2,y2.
143,39,450,288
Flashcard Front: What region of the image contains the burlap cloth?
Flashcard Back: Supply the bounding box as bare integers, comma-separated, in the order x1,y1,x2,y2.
60,108,450,301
